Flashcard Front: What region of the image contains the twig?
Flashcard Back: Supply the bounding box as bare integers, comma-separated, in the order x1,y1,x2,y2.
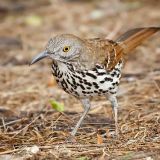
73,148,103,156
12,115,40,138
153,80,160,93
0,148,20,155
51,113,62,126
1,117,6,131
0,118,23,128
39,144,109,149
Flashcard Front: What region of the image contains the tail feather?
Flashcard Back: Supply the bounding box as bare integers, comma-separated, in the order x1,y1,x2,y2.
116,27,160,54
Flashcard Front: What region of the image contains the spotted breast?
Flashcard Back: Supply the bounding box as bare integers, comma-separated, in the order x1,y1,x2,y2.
52,60,123,98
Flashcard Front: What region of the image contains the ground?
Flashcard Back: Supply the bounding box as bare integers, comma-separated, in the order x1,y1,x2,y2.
0,0,160,159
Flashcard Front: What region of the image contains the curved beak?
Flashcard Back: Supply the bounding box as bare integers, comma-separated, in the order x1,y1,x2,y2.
30,51,48,65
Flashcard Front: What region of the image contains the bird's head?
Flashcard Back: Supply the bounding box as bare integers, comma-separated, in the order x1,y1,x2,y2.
30,34,85,65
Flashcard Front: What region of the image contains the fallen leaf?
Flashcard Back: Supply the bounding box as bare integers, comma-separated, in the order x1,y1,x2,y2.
77,156,89,160
97,134,103,144
49,100,64,112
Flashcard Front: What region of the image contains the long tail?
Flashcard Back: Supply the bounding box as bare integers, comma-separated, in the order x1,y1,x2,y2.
106,27,160,71
116,27,160,54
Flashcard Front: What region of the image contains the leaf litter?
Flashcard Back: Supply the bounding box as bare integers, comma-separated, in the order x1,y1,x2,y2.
0,0,160,159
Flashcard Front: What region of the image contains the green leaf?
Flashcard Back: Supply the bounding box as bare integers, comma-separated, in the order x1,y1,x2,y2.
77,157,89,160
25,15,42,27
49,100,64,112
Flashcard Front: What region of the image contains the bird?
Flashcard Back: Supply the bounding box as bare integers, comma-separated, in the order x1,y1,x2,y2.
30,27,160,138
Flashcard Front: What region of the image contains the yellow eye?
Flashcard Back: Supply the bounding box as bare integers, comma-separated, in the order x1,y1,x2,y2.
63,46,70,52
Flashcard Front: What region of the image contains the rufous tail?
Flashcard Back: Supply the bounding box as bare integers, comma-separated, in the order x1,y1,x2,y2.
116,27,160,54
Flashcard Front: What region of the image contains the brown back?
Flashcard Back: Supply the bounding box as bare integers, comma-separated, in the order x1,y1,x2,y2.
105,27,160,71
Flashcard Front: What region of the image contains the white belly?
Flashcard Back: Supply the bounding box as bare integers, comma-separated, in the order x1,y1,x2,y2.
52,62,123,98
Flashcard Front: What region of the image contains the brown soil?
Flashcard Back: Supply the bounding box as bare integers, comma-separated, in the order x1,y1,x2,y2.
0,0,160,159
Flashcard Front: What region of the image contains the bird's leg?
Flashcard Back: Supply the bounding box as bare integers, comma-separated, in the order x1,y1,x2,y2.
108,94,119,137
71,99,91,136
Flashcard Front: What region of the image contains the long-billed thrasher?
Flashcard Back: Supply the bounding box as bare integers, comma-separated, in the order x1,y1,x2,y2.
30,27,160,137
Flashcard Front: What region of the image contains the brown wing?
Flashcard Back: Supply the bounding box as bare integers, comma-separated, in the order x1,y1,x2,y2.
85,38,117,70
80,27,159,71
85,38,123,71
89,27,160,71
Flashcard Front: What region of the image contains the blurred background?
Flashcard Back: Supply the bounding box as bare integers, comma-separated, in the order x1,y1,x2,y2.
0,0,159,111
0,0,160,158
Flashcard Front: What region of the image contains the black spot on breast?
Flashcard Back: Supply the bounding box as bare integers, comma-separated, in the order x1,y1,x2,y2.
117,73,120,78
93,82,99,89
68,64,75,72
82,90,86,94
72,74,83,80
83,80,92,86
104,77,113,82
86,72,97,79
92,68,97,72
100,80,105,83
114,68,120,72
67,86,79,96
110,91,116,94
56,70,59,75
52,65,58,77
111,71,117,77
98,89,103,92
109,87,114,90
52,64,58,71
82,91,93,94
58,72,63,78
79,71,86,77
61,79,68,89
67,78,77,89
95,64,103,69
97,72,106,76
77,83,85,90
112,82,119,86
52,71,56,76
71,77,76,85
73,90,79,96
87,91,93,94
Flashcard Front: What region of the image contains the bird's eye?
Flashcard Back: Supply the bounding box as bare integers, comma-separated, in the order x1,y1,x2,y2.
63,46,70,52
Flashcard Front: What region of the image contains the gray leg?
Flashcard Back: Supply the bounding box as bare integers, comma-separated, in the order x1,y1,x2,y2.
71,99,91,136
108,94,119,136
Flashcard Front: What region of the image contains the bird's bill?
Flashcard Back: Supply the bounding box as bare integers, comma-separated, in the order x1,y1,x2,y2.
30,51,48,65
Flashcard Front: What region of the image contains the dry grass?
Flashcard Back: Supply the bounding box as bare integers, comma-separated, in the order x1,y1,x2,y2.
0,0,160,159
